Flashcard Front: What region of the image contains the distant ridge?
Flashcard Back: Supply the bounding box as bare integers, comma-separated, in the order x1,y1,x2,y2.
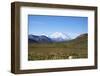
28,34,52,43
76,33,88,39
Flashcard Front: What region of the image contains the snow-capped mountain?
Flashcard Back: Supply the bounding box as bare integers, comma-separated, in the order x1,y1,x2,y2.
49,32,71,42
28,32,71,43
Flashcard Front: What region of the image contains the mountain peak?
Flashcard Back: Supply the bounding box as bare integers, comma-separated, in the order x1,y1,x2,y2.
49,32,71,42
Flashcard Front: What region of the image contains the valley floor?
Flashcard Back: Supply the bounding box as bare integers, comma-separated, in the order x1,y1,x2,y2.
28,41,88,60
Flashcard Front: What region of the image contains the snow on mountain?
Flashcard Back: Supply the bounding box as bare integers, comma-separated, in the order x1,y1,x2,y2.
49,32,71,42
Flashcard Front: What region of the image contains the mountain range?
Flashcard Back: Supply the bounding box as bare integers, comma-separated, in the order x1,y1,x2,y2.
28,32,87,43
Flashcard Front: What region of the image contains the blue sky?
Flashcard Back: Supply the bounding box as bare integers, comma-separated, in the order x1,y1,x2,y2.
28,15,88,38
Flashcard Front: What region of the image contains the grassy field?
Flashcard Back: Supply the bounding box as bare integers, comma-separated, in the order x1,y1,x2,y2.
28,36,88,60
